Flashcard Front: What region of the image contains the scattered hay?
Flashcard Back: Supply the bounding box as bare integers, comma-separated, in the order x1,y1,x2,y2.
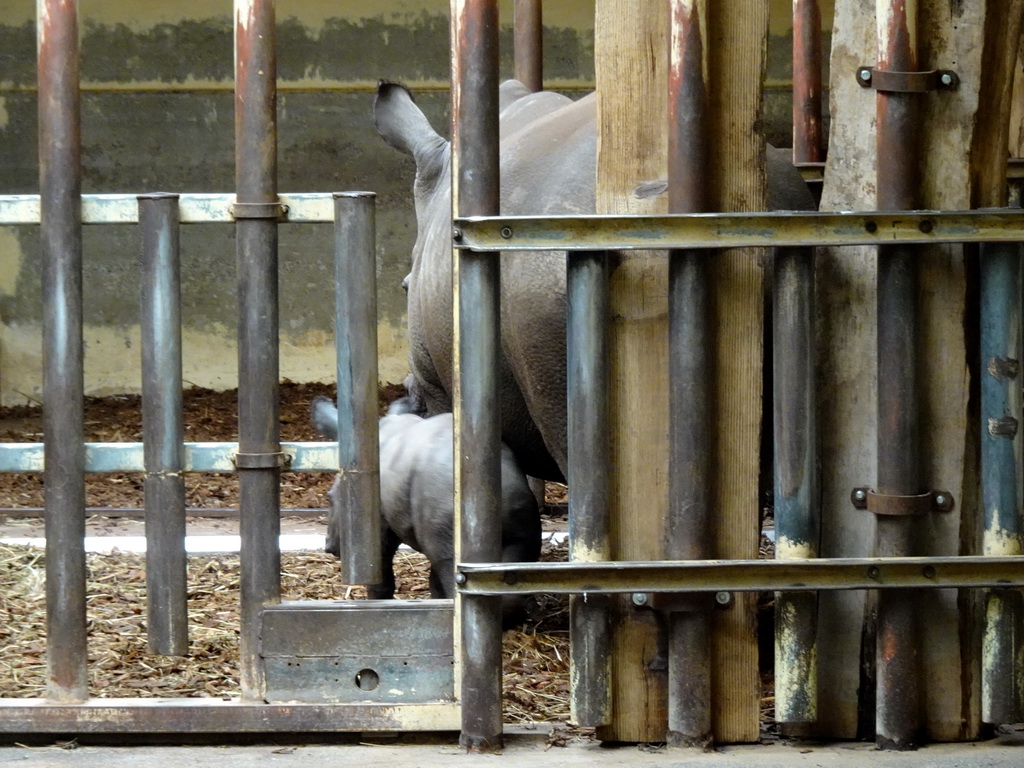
0,540,571,722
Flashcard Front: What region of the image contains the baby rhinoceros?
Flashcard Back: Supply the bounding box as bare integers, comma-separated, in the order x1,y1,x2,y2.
311,395,542,612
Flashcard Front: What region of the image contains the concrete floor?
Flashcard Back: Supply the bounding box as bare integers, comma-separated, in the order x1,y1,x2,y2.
2,727,1023,768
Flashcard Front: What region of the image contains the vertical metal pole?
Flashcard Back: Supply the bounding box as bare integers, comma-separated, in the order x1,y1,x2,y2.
666,0,713,749
773,246,819,723
513,0,543,92
452,0,503,752
792,0,824,164
139,193,188,657
874,0,921,750
567,251,611,727
234,0,281,702
38,0,87,703
980,240,1024,724
332,191,383,587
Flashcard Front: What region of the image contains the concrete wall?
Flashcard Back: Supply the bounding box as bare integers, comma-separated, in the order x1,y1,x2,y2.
0,1,829,405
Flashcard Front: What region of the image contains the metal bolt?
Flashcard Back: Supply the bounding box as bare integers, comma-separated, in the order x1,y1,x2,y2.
859,68,873,83
854,488,867,502
452,227,463,242
923,565,936,579
500,226,514,239
715,591,733,607
631,592,649,607
867,565,881,580
919,219,934,234
934,494,946,507
940,72,953,86
280,204,290,215
454,572,467,585
865,220,878,234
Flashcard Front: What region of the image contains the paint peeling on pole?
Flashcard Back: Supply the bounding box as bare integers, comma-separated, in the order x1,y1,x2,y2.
666,0,712,749
873,0,922,750
792,0,824,164
37,0,88,703
451,0,504,752
234,0,281,703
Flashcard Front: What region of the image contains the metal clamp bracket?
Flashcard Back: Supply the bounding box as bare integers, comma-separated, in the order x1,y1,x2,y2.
850,487,954,515
230,201,289,220
233,451,291,469
856,67,959,93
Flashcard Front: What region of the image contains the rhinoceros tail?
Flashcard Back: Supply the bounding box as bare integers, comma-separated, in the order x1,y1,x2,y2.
311,395,339,441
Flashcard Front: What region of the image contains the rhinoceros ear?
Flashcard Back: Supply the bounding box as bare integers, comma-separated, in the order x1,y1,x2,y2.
374,81,448,172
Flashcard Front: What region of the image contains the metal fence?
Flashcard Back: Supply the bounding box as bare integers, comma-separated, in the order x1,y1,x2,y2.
1,0,1022,750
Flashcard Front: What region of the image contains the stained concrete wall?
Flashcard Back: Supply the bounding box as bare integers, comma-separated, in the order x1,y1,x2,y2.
0,1,829,405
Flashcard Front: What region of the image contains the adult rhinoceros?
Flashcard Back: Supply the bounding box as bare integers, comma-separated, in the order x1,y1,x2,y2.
374,79,815,483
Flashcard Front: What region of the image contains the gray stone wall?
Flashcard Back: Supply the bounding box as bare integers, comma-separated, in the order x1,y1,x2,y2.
0,1,827,404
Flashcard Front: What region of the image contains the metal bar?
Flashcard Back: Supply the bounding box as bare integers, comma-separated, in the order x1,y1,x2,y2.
666,0,712,748
513,0,542,92
3,194,1024,239
457,556,1024,594
0,441,338,473
0,700,460,733
773,246,819,723
333,192,382,586
792,0,824,164
980,240,1024,724
452,0,503,751
874,0,921,750
138,193,188,656
566,251,611,728
453,209,1024,251
0,507,326,519
234,0,280,702
0,192,336,225
37,0,87,703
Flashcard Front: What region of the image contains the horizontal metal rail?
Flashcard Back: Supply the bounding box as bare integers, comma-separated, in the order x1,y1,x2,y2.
0,699,459,733
0,193,340,225
456,555,1024,594
0,441,338,473
453,209,1024,251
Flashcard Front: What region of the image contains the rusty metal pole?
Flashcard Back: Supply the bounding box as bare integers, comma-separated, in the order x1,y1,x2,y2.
139,192,188,657
38,0,87,703
666,0,713,749
773,245,819,723
234,0,281,702
567,250,611,727
513,0,543,92
792,0,824,164
452,0,504,752
873,0,922,750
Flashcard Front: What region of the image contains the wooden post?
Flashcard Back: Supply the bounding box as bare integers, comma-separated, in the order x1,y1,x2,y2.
594,1,766,743
815,0,1018,741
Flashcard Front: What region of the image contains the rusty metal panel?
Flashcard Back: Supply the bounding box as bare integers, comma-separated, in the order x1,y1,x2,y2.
261,601,454,705
0,700,460,733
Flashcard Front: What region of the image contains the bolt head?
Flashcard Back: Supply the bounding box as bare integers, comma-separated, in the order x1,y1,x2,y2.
935,494,946,506
940,72,953,86
454,572,467,585
631,592,648,607
859,68,872,82
854,489,867,501
715,591,732,606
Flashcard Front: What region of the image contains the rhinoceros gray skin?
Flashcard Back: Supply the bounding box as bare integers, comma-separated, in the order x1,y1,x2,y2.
311,395,541,608
374,79,816,483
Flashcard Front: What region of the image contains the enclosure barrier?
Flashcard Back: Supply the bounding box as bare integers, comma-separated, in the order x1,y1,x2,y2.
6,0,1024,747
